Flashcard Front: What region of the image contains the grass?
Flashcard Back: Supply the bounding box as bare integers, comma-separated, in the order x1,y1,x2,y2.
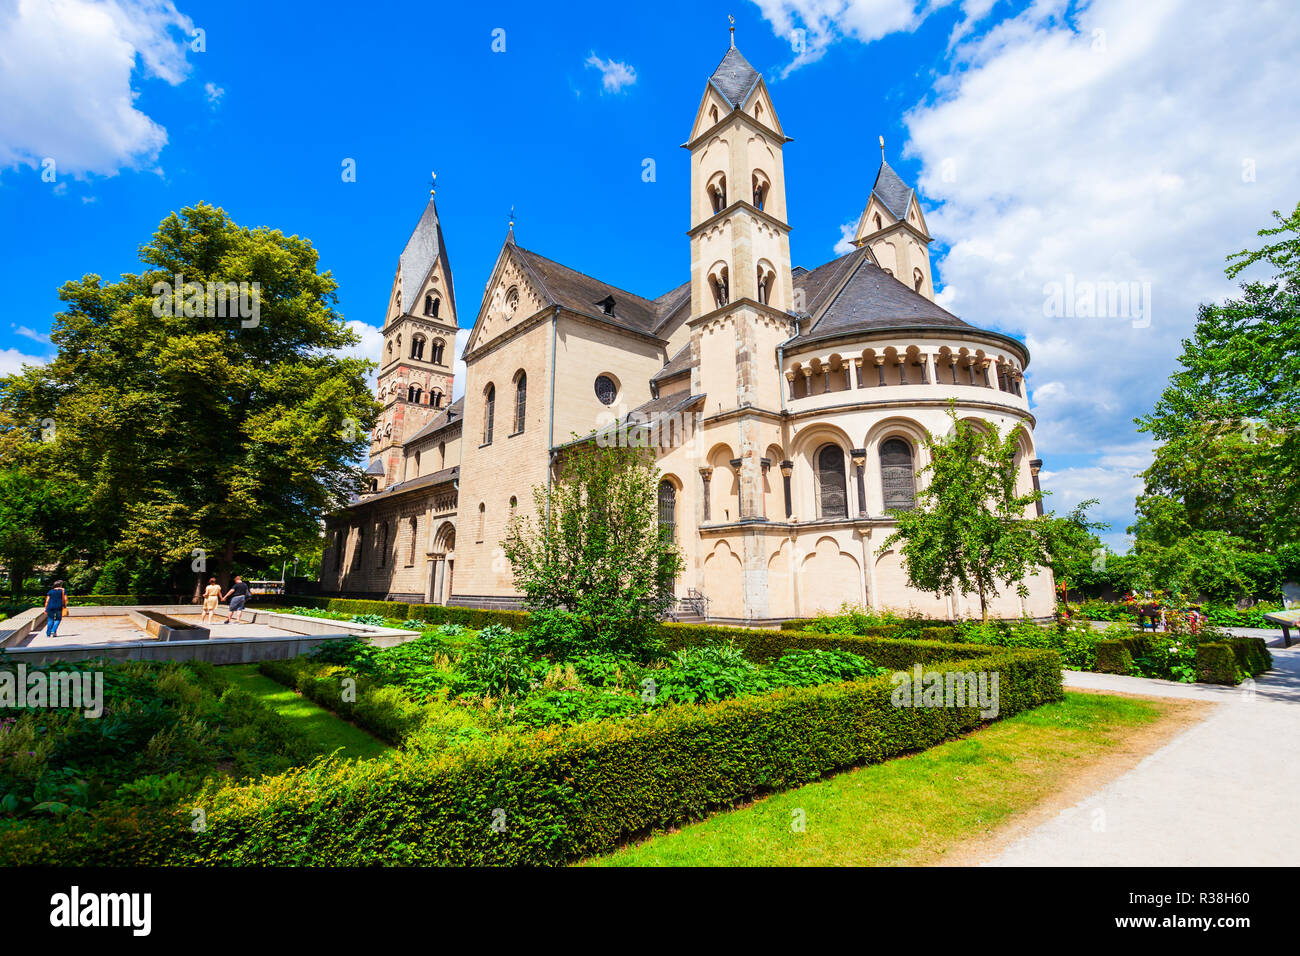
222,663,393,761
588,691,1180,867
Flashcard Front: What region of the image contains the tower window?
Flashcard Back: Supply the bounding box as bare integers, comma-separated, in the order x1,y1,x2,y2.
709,105,719,124
505,286,519,317
708,265,730,309
874,213,883,231
707,173,727,214
411,335,426,360
913,268,925,294
407,384,423,403
424,294,434,316
432,339,445,364
752,172,769,211
483,384,495,444
431,389,443,409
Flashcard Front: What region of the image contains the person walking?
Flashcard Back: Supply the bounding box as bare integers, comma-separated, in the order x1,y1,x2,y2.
222,574,251,624
200,576,223,624
44,580,67,639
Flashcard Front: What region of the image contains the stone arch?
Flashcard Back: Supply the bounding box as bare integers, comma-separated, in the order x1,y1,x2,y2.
798,535,861,614
790,422,854,521
864,417,929,514
702,539,743,617
706,443,737,523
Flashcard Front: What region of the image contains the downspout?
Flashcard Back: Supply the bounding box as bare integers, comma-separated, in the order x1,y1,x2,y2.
545,306,559,530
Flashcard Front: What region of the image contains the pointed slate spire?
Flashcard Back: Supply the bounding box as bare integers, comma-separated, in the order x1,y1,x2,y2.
871,159,915,222
397,185,455,319
709,44,761,107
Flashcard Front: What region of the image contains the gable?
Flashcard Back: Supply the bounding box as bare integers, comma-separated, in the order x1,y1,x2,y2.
738,78,783,138
464,244,548,354
689,85,734,142
853,195,897,243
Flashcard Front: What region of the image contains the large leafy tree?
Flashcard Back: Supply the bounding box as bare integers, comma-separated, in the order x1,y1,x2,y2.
0,203,377,596
879,406,1053,621
502,443,682,659
1136,203,1300,552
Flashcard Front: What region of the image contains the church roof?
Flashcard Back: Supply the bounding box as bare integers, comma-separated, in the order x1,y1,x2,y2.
347,466,459,509
871,160,915,222
652,343,696,383
709,45,762,107
404,396,465,446
364,459,386,475
513,245,663,336
793,249,975,345
399,195,455,319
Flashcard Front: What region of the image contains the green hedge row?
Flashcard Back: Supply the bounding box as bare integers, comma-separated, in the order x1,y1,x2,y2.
181,645,1065,865
286,596,530,631
259,657,431,745
1196,637,1272,685
0,633,1063,866
661,623,983,669
1093,636,1146,675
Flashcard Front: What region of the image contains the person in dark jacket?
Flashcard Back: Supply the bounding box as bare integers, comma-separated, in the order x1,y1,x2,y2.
222,575,252,624
44,580,67,638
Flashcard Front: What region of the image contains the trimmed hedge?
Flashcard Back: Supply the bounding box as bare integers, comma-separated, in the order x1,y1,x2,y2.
1094,636,1145,675
0,632,1062,866
182,646,1063,865
661,623,983,669
1196,637,1272,685
286,596,530,631
259,657,433,745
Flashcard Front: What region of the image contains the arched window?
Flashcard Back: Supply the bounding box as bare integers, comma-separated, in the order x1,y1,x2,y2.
709,105,719,124
378,522,389,567
438,440,446,469
708,266,729,309
513,372,527,433
874,213,883,231
657,480,677,540
816,444,848,518
483,384,495,444
476,502,486,542
432,339,445,364
424,294,434,316
752,172,769,211
431,389,443,408
408,516,418,565
913,268,924,294
756,266,774,306
880,439,916,511
505,286,519,318
708,173,727,214
414,450,421,474
432,298,440,318
407,384,422,403
411,335,426,360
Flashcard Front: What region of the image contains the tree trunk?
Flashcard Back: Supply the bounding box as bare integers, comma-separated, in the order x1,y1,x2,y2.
219,538,235,590
979,584,989,623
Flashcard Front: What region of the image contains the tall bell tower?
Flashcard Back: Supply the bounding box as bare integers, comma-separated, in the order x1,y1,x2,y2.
369,179,459,489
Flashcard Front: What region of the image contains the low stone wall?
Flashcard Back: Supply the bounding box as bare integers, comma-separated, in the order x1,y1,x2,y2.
0,607,46,648
127,609,210,642
0,607,420,665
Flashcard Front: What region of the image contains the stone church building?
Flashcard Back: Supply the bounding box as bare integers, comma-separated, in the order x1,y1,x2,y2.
319,40,1056,622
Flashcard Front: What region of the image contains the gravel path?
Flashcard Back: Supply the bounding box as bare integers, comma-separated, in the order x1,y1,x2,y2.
981,638,1300,866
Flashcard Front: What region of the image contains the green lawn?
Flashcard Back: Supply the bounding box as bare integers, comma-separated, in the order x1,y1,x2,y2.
223,663,393,761
588,691,1181,867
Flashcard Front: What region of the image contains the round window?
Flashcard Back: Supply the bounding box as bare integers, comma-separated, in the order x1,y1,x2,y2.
594,375,617,405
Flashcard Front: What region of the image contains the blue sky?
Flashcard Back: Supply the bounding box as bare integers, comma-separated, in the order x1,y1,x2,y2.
2,0,1298,551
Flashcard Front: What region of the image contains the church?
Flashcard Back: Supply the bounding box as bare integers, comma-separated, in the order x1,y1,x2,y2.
318,39,1056,623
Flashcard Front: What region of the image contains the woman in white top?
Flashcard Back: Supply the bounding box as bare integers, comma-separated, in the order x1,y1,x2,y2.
200,576,223,624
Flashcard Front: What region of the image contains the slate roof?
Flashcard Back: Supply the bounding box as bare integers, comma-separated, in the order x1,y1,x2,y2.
709,45,762,107
513,245,662,336
652,344,696,383
404,396,465,445
399,195,455,319
347,466,459,509
870,160,915,222
794,253,973,345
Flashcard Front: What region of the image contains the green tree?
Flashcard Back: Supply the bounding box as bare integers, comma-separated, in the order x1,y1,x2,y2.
0,203,377,598
879,406,1054,622
1136,203,1300,553
502,443,683,659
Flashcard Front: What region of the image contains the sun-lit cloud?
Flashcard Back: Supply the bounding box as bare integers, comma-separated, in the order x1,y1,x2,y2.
584,53,637,94
0,0,196,178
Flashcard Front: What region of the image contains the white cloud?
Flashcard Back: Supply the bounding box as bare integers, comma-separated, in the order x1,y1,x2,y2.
832,218,858,255
584,53,637,94
899,0,1300,538
11,324,50,345
750,0,946,77
0,0,195,177
203,81,224,107
0,346,49,376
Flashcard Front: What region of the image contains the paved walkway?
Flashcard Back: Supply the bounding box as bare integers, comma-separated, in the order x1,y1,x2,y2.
983,637,1300,866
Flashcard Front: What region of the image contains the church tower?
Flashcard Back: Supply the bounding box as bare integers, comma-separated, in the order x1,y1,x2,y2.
369,182,459,489
850,148,936,300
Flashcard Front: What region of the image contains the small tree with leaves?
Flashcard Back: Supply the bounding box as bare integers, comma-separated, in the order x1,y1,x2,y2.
879,405,1053,621
502,443,682,659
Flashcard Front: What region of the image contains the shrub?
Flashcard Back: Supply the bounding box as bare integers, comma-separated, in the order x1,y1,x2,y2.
449,626,541,700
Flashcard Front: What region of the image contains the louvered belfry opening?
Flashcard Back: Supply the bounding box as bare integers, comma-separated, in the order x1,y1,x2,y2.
880,438,916,511
816,444,848,518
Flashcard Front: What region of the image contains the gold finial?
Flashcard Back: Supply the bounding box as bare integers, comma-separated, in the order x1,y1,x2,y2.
429,171,436,197
729,14,735,47
879,135,885,159
508,204,515,230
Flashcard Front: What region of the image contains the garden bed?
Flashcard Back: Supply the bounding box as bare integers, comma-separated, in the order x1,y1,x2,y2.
0,620,1062,866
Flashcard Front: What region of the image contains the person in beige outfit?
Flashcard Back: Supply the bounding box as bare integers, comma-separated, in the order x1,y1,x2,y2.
200,577,223,624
